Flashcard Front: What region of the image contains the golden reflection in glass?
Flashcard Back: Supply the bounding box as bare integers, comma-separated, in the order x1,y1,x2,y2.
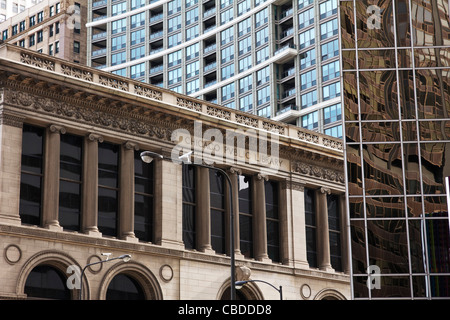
343,72,359,121
415,69,450,120
340,0,355,49
414,48,450,68
365,196,405,218
419,120,450,141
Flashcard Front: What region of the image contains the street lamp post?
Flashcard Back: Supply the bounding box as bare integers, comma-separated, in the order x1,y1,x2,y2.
79,254,131,300
140,151,237,300
235,279,283,300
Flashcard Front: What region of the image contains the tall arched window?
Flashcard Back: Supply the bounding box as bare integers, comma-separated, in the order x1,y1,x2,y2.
24,265,71,300
106,274,145,300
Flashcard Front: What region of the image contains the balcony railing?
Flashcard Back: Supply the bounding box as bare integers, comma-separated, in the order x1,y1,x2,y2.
92,48,107,57
276,104,299,116
282,88,296,99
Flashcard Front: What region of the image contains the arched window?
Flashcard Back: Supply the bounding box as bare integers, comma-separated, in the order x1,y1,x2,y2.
24,265,71,300
106,274,145,300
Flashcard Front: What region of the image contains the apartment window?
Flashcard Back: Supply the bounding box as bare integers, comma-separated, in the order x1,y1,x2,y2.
323,81,341,101
29,34,35,46
186,0,198,8
37,30,43,43
37,11,44,23
49,5,54,17
238,36,251,55
322,60,340,82
186,78,199,95
238,0,251,16
182,164,196,249
49,25,54,37
168,0,181,15
238,17,251,37
49,44,53,55
20,125,44,226
168,50,182,67
300,69,317,90
298,0,313,9
321,39,339,61
257,105,270,118
131,0,146,9
112,51,126,66
186,25,199,41
131,30,145,47
130,63,145,79
257,86,270,106
221,7,234,25
19,20,26,32
112,68,127,77
130,45,145,60
324,125,342,138
0,0,5,9
19,39,25,47
220,0,232,9
222,83,235,101
168,32,182,48
98,142,120,237
168,15,181,33
59,133,83,231
131,12,145,28
185,43,199,60
221,45,235,64
239,75,252,93
319,0,337,20
210,169,226,254
112,18,126,34
301,90,317,108
304,188,317,267
265,180,280,262
239,175,253,258
112,2,127,16
256,46,269,64
1,30,7,40
55,41,59,54
298,7,314,29
255,7,268,28
186,61,199,79
29,15,36,27
238,55,252,72
300,48,316,70
320,18,338,40
55,22,60,34
299,28,315,49
134,150,154,242
255,27,268,47
324,103,342,125
168,67,182,85
12,25,18,36
112,34,127,50
73,41,80,54
221,64,235,80
256,66,270,85
186,7,199,25
239,94,253,112
221,27,234,45
302,111,319,130
55,2,60,14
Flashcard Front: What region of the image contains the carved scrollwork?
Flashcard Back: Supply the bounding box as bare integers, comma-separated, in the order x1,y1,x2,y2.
134,84,162,101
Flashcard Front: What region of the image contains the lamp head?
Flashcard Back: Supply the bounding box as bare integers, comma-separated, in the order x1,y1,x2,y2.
119,254,131,262
178,151,193,164
140,151,163,163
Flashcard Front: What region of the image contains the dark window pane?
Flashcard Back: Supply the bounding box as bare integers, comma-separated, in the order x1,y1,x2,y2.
134,194,153,242
239,215,253,258
134,150,154,195
21,124,44,174
24,265,70,300
98,187,118,237
211,208,225,254
182,203,196,249
20,173,42,225
267,219,280,262
59,180,81,231
98,142,119,188
106,274,145,300
60,134,82,181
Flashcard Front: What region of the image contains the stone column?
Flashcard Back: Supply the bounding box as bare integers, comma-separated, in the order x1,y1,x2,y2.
42,124,65,231
316,187,334,272
81,133,103,237
196,166,214,253
153,149,184,250
288,180,310,268
0,110,25,226
253,173,271,263
119,141,138,242
339,193,351,274
227,167,243,258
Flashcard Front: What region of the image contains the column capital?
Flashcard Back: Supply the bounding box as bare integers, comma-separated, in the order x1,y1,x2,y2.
255,173,268,181
0,110,25,128
228,167,242,175
320,187,331,195
87,133,104,143
123,140,139,151
48,124,66,134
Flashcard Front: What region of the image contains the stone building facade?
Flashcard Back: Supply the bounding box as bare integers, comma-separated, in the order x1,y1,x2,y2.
0,43,349,300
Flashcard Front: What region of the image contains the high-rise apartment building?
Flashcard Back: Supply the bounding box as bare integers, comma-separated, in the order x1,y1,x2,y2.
340,0,450,299
0,0,87,65
0,0,42,22
87,0,342,138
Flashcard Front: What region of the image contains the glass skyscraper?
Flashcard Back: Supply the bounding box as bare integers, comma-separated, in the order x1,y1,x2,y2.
87,0,342,137
340,0,450,298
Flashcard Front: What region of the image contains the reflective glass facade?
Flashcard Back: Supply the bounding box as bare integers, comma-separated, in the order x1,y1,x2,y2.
340,0,450,299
